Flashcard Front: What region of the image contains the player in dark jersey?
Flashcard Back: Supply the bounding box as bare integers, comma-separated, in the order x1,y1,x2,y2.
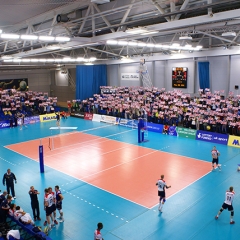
55,112,60,127
55,185,64,222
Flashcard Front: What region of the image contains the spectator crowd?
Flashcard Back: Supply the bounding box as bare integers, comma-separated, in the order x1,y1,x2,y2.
69,86,240,136
0,89,58,122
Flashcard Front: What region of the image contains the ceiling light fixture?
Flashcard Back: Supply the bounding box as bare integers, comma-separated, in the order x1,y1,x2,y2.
39,36,55,41
21,35,38,40
55,37,71,42
106,40,203,52
1,34,20,39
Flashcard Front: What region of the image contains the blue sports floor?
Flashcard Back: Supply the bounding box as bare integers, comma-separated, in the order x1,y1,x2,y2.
0,117,240,240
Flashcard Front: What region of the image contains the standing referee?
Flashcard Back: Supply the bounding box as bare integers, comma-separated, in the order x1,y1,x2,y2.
29,186,41,221
2,169,17,199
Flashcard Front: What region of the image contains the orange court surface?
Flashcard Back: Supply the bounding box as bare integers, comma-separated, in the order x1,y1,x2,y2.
6,131,211,208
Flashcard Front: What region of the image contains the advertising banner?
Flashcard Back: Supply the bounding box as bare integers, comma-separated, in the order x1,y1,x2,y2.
0,78,28,91
39,113,56,122
228,135,240,148
0,121,11,129
118,118,138,128
92,114,101,122
147,123,163,133
84,113,93,120
196,131,228,145
23,116,40,124
70,112,85,118
0,116,40,129
100,115,116,124
177,127,196,139
121,73,139,81
168,125,178,136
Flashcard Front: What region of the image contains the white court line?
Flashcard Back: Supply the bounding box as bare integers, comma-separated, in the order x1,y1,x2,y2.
6,131,78,146
48,128,135,152
5,147,148,209
151,170,212,209
48,142,134,158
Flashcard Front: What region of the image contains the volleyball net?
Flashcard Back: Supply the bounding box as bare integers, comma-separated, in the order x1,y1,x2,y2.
48,127,78,150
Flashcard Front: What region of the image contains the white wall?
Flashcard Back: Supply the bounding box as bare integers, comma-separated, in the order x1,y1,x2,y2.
230,55,240,95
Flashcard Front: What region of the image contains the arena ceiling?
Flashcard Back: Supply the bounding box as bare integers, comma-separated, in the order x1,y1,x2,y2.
0,0,240,69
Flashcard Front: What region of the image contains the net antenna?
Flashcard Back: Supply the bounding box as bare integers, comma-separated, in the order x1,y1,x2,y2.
137,59,153,88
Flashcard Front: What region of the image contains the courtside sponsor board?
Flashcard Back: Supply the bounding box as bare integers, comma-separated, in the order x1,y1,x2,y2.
177,127,196,139
147,123,163,133
0,121,10,129
70,112,84,118
168,125,178,136
118,118,138,128
24,116,40,124
39,113,56,122
92,114,101,122
228,135,240,148
100,115,116,124
196,131,228,145
84,113,93,120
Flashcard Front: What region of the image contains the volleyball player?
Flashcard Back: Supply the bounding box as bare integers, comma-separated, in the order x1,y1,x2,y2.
55,185,64,222
156,175,171,212
211,146,221,171
215,186,235,224
94,222,104,240
48,187,58,225
44,188,54,233
55,112,60,127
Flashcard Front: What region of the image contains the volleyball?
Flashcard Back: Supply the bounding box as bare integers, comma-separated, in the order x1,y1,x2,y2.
206,125,211,130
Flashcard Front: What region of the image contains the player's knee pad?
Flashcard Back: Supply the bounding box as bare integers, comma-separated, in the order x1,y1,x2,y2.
159,197,162,202
220,208,223,212
59,210,63,214
231,211,234,216
163,199,166,203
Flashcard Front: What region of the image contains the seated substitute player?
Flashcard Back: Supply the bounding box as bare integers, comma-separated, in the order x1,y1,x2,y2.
215,186,235,224
55,185,64,222
211,146,221,171
156,175,171,212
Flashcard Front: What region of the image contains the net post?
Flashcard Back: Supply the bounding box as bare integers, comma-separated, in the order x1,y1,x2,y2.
39,139,44,173
138,118,144,143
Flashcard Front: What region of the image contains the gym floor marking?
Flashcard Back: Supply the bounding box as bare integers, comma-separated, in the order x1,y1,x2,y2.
6,131,211,208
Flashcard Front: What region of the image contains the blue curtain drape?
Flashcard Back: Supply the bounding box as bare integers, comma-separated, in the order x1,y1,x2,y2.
198,62,210,90
76,65,107,100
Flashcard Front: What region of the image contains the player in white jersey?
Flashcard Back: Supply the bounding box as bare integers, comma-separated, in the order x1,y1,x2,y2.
156,174,171,212
94,222,104,240
211,146,221,171
215,186,235,224
48,187,58,225
44,188,55,232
